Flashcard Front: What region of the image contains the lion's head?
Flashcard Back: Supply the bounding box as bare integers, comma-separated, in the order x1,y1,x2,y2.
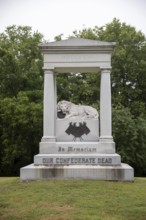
57,100,71,114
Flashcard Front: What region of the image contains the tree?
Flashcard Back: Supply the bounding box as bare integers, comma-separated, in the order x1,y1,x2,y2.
0,26,44,175
0,25,44,98
72,18,146,118
0,92,43,176
57,72,100,109
112,107,146,176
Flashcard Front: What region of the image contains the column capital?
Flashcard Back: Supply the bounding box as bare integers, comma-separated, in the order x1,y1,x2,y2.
43,69,54,74
101,68,111,73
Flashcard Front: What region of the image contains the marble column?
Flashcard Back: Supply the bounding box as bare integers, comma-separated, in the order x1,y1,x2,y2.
42,70,56,142
100,69,113,142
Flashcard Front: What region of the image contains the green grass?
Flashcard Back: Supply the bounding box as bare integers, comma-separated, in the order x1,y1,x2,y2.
0,178,146,220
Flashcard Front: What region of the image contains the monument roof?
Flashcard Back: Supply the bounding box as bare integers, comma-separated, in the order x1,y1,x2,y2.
39,38,115,47
39,38,115,53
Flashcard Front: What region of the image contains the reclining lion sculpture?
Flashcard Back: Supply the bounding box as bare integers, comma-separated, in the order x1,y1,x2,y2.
57,100,98,119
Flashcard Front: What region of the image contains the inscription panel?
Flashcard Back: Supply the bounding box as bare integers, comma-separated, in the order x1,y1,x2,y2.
39,142,116,154
34,154,121,166
42,157,113,165
44,53,111,63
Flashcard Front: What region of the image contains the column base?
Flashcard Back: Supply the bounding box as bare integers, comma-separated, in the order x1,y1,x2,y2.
99,136,113,142
41,136,56,142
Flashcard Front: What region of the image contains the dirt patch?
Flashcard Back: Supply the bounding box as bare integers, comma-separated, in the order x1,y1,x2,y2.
53,204,74,212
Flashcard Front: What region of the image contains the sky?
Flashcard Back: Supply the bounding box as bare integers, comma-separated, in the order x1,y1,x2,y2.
0,0,146,41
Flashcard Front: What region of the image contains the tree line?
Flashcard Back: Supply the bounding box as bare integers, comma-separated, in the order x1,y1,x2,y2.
0,18,146,176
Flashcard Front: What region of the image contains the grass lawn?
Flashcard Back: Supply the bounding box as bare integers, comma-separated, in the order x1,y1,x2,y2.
0,177,146,220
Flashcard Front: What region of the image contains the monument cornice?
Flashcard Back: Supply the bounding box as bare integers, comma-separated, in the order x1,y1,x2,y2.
39,46,115,54
39,38,115,54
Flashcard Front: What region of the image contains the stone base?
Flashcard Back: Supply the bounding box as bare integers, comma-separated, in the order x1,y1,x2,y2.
20,163,134,181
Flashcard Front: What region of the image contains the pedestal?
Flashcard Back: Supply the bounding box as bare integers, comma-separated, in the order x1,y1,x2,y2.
20,141,134,181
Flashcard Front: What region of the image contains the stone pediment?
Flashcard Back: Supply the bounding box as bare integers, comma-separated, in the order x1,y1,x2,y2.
40,38,115,47
39,38,115,53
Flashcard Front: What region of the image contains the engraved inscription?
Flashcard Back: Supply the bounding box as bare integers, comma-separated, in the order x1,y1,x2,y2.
58,146,97,153
42,157,113,165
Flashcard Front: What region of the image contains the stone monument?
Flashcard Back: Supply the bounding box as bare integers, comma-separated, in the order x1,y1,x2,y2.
20,38,134,181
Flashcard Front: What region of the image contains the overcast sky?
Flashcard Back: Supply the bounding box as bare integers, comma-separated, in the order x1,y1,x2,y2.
0,0,146,41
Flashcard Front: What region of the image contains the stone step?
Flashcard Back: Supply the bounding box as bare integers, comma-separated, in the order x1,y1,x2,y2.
34,153,121,166
20,163,134,181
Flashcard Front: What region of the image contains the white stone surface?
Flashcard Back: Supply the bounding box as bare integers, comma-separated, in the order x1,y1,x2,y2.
56,119,99,142
39,142,115,154
34,153,121,166
42,70,56,142
100,69,113,142
39,38,116,47
39,38,115,70
57,100,98,119
20,163,134,181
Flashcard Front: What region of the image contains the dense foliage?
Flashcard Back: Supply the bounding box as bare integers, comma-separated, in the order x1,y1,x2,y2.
0,26,43,175
0,19,146,176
